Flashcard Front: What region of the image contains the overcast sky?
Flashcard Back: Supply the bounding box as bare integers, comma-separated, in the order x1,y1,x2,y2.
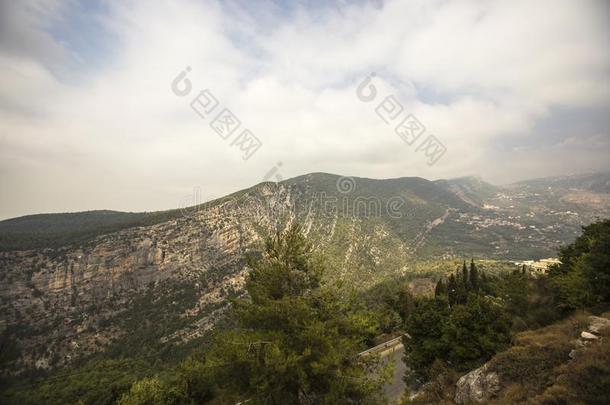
1,0,609,220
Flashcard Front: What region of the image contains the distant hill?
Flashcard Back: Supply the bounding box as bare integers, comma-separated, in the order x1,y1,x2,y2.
510,172,610,193
0,210,185,252
0,172,472,252
1,171,608,254
434,176,501,207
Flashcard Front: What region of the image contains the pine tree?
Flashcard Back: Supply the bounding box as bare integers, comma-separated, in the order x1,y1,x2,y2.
403,297,451,383
444,295,512,371
447,274,457,306
435,278,447,298
462,260,470,291
201,224,387,403
480,271,490,294
470,259,479,291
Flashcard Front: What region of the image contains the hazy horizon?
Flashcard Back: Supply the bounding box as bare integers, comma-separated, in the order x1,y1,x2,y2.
1,0,609,220
1,169,609,221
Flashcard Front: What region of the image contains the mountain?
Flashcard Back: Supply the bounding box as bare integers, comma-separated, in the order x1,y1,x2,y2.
434,176,500,207
1,172,609,375
511,171,610,193
0,210,187,252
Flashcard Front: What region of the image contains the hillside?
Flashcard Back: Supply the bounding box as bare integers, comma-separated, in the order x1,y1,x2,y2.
511,171,610,193
408,313,610,404
3,171,609,256
0,210,185,252
0,172,609,379
434,176,500,207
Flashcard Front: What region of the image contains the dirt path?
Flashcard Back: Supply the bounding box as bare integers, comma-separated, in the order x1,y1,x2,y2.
412,208,452,253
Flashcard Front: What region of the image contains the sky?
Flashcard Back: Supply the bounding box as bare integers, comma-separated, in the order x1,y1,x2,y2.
0,0,609,220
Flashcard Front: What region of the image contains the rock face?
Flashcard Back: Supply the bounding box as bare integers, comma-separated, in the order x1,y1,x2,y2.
454,363,500,404
0,198,256,372
0,177,429,374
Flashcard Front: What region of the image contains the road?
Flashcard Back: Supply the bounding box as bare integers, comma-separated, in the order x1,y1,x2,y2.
379,343,407,403
412,208,453,253
358,336,407,403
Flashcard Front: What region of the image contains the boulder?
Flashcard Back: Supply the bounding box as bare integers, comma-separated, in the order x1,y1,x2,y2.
454,363,500,404
588,316,610,335
581,331,598,340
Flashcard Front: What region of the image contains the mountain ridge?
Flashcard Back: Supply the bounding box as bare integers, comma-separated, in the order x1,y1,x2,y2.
0,171,609,375
3,171,607,225
4,171,605,245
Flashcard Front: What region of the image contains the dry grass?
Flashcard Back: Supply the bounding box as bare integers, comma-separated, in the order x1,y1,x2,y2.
531,326,610,405
401,313,609,405
487,312,609,404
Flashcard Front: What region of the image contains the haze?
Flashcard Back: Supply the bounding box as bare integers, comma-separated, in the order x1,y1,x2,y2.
1,0,609,220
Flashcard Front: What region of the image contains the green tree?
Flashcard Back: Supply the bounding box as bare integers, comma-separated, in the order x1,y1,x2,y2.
170,355,216,403
577,220,610,303
469,259,479,291
495,271,529,316
445,294,512,371
549,219,610,309
118,378,168,405
204,224,387,404
447,274,458,306
550,267,591,310
434,278,447,298
480,270,497,296
462,261,470,291
396,287,415,322
403,297,450,383
454,264,468,305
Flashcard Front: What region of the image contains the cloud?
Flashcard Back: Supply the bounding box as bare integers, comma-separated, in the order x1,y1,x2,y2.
0,0,67,67
0,0,609,219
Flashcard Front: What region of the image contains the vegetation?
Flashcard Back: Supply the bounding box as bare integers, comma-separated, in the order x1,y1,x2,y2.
2,218,609,404
0,210,183,251
548,219,610,310
0,359,154,405
403,262,514,383
403,312,610,405
488,314,588,402
401,218,610,403
118,224,389,404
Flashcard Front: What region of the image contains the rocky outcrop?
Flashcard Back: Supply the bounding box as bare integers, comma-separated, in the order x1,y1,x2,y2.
569,315,610,360
455,314,610,402
0,180,418,374
580,331,598,340
588,315,610,334
454,363,500,404
0,187,283,373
